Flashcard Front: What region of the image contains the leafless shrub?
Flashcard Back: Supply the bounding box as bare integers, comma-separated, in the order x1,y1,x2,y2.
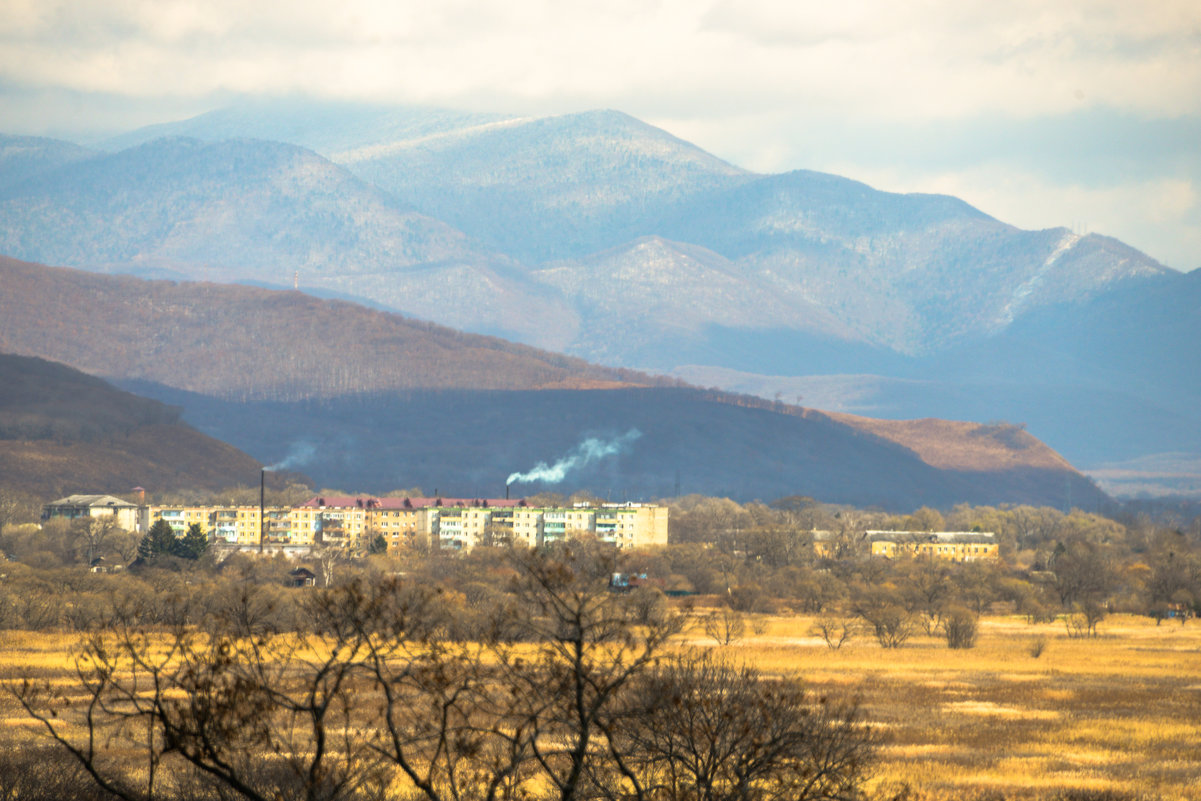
943,607,978,649
703,605,746,645
1066,600,1107,639
0,745,116,801
812,614,856,650
614,653,877,801
854,595,915,649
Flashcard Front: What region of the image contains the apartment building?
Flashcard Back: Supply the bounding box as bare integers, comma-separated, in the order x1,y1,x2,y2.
144,496,668,554
866,531,999,561
149,505,276,547
43,494,144,532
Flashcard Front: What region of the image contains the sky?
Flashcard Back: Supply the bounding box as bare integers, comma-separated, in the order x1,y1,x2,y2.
2,0,1199,270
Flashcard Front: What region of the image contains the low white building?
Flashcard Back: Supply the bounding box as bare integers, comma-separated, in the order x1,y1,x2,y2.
42,494,143,532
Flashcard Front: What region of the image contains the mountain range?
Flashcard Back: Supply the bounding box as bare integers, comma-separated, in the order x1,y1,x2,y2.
1,99,1196,497
0,255,1104,510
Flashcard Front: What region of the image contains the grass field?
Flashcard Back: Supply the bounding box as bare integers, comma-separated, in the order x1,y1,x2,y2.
1,614,1199,800
702,614,1201,800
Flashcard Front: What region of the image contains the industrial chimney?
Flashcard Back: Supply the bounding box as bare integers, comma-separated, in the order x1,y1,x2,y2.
259,469,265,554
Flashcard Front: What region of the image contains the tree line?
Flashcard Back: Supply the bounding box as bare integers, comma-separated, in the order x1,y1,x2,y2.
1,493,1199,637
653,495,1201,643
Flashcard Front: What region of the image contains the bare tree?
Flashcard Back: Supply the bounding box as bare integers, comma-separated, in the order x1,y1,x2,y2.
901,558,952,636
853,590,914,649
12,622,382,801
702,605,747,646
9,542,881,801
812,614,856,650
1065,599,1107,639
1050,540,1117,608
0,489,37,552
74,516,122,566
314,544,347,587
613,653,876,801
497,543,685,801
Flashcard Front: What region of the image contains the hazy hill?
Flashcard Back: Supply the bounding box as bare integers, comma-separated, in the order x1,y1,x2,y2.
3,106,1170,360
0,257,1105,509
0,352,267,497
0,134,97,192
531,236,855,365
650,170,1170,356
337,109,751,262
100,99,511,160
99,101,751,263
124,383,1106,511
0,136,576,347
0,255,655,400
0,136,477,276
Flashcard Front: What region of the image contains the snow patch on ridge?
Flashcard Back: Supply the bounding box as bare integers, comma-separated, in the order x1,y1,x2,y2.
997,232,1081,326
331,117,536,163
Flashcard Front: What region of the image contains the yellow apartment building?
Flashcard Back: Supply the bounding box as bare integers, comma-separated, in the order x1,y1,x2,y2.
138,496,669,555
867,531,999,561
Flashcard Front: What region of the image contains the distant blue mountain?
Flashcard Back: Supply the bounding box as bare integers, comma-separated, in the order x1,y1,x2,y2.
100,98,510,156
0,134,97,192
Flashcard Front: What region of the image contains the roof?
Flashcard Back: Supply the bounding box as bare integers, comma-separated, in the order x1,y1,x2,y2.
299,496,528,510
46,494,138,509
866,530,997,544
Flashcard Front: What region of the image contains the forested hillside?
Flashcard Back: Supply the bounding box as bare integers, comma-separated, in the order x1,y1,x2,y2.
0,352,268,496
0,257,1108,509
0,256,663,400
126,383,1108,510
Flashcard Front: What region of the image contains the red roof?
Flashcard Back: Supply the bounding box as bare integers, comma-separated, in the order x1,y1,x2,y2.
299,496,527,510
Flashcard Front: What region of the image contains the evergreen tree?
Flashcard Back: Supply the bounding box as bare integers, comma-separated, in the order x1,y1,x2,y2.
137,519,179,561
180,523,209,560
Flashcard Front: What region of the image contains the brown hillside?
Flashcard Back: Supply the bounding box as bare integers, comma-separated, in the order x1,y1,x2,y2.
0,352,266,496
0,256,668,400
0,256,1106,508
819,411,1074,472
0,426,264,497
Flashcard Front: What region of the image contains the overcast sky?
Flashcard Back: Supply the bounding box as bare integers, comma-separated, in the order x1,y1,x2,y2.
3,0,1199,270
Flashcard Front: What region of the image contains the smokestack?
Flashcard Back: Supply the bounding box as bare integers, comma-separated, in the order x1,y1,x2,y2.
259,469,265,554
506,484,510,501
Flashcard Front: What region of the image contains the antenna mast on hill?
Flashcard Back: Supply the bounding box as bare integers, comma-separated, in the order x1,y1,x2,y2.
294,271,299,291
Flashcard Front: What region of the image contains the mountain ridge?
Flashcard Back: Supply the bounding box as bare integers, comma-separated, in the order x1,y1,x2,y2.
0,256,1105,509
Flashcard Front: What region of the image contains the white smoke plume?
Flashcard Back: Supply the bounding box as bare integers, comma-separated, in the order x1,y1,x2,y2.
507,429,642,486
265,441,317,472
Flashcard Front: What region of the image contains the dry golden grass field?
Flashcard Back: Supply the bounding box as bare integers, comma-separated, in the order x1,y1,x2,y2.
1,614,1198,801
702,614,1201,800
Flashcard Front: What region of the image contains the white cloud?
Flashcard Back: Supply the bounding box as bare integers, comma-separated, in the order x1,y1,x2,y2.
1,0,1199,268
3,0,1198,118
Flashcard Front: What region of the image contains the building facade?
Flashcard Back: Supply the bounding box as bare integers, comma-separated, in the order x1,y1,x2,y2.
866,531,999,561
142,496,669,555
43,495,144,532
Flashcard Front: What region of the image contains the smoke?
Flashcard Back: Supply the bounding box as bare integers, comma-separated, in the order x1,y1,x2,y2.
507,429,642,486
265,441,317,472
